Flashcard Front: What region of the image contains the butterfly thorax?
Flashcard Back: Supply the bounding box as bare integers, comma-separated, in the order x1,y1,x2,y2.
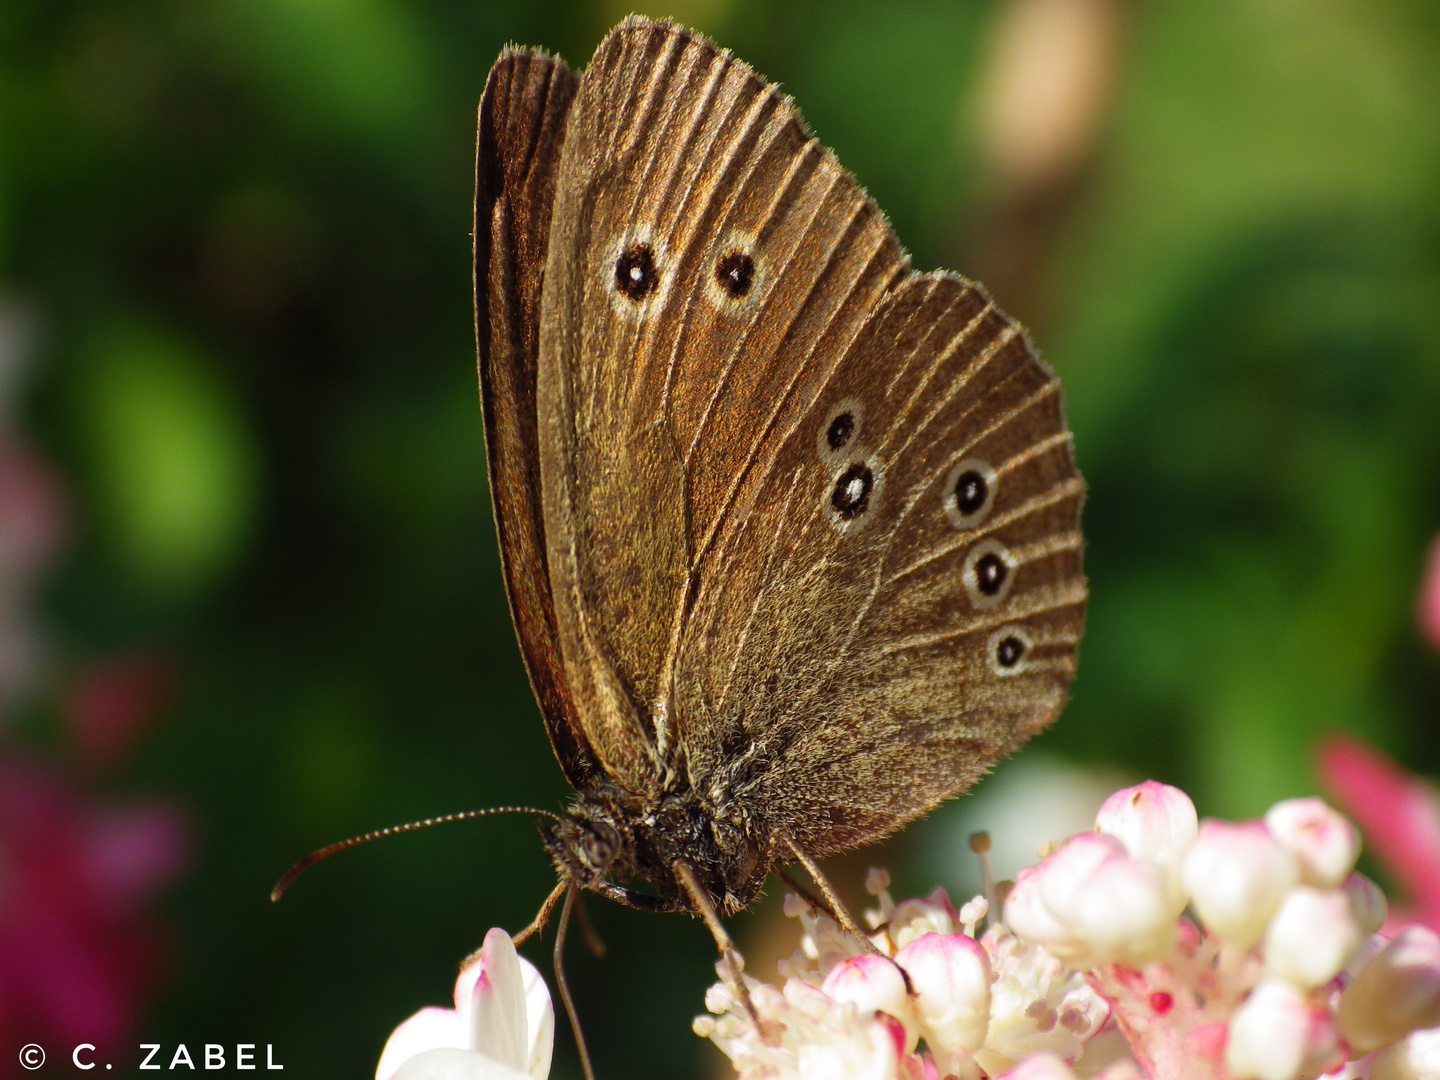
542,781,769,917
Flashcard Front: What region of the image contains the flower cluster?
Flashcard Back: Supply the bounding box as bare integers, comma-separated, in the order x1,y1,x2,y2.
695,782,1440,1080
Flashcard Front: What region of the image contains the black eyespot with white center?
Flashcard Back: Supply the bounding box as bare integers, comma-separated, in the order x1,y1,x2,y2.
963,539,1017,610
614,242,658,301
955,471,987,516
996,635,1024,667
975,553,1007,596
987,625,1033,676
817,399,865,467
715,249,755,299
943,459,997,530
831,462,873,520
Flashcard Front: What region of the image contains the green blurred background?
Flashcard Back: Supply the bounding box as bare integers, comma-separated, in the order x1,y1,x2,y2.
2,0,1438,1076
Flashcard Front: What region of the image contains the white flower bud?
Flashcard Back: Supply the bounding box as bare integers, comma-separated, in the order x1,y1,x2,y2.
1095,780,1198,867
1369,1027,1440,1080
1008,833,1178,967
822,955,917,1050
794,1015,903,1080
1226,977,1339,1080
1005,863,1077,952
1264,797,1361,888
1263,886,1362,989
895,933,992,1058
1337,927,1440,1053
1344,871,1388,935
1064,849,1178,965
888,890,956,949
1182,820,1299,947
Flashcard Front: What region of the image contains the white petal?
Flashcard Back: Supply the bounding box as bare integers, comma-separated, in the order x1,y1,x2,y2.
393,1048,534,1080
464,929,528,1072
1369,1027,1440,1080
997,1053,1078,1080
377,1008,469,1080
518,956,554,1078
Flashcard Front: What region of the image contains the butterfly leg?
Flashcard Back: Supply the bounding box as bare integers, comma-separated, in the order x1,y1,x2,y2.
571,888,607,957
510,878,567,949
672,859,778,1043
780,834,887,957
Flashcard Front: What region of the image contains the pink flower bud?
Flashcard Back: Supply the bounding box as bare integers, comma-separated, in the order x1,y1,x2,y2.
997,1053,1078,1080
1225,978,1339,1080
1369,1028,1440,1080
1182,820,1299,947
1262,886,1362,989
894,933,992,1057
1095,781,1198,867
822,955,917,1050
1343,872,1388,935
1264,797,1360,888
1337,927,1440,1053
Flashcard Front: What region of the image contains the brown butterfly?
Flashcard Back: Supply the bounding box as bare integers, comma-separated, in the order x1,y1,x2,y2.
473,12,1085,1055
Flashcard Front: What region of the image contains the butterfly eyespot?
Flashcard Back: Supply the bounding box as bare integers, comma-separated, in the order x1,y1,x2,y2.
824,453,884,534
996,635,1023,666
831,462,873,520
614,242,658,301
963,539,1016,609
715,249,755,298
943,459,997,529
988,625,1034,676
975,553,1007,594
816,398,865,465
956,472,985,514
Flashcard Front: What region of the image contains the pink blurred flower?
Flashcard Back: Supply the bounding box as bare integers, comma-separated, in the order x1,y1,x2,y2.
0,439,67,708
1418,533,1440,653
64,652,175,769
0,754,188,1060
1318,732,1440,935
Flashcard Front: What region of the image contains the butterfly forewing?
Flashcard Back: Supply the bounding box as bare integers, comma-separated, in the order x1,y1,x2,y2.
475,50,601,787
486,17,1085,868
536,20,919,790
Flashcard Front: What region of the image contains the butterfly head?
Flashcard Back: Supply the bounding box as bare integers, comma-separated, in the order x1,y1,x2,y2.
543,804,632,890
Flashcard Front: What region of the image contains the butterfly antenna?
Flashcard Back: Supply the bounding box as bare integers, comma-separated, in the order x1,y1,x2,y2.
270,806,563,902
554,883,598,1080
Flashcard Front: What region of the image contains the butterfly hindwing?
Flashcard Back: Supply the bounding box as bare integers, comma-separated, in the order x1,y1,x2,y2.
672,273,1086,857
